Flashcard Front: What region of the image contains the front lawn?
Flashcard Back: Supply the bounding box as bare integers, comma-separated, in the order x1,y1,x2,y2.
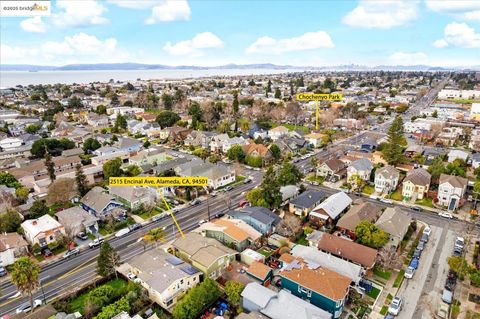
366,287,381,299
380,306,388,316
373,266,392,280
389,189,403,201
68,279,128,314
362,185,375,195
416,197,434,208
393,269,405,288
295,233,309,246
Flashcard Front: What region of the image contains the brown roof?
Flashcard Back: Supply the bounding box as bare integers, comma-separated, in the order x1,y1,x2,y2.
247,261,272,280
242,143,271,157
0,233,28,252
280,254,351,301
317,233,377,269
322,158,345,172
404,168,431,186
8,156,81,179
213,219,250,242
439,174,468,189
279,253,295,264
336,201,381,232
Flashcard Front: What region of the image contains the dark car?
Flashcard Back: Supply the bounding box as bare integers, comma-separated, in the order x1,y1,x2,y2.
420,233,429,243
243,178,252,184
214,212,225,219
128,223,142,231
76,232,88,240
413,248,422,259
42,248,53,257
0,267,7,277
225,186,233,192
411,206,423,212
445,277,456,291
115,213,128,222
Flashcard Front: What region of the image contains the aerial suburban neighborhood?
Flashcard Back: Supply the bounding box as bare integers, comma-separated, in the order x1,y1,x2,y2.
1,1,480,319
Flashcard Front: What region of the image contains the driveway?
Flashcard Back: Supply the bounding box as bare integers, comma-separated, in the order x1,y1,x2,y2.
396,224,443,319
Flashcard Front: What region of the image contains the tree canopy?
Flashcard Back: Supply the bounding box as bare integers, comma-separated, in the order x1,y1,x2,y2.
83,138,101,153
156,110,180,128
382,116,406,165
96,241,120,278
30,138,76,158
227,145,245,162
277,161,303,186
103,158,124,180
172,278,221,319
355,220,389,248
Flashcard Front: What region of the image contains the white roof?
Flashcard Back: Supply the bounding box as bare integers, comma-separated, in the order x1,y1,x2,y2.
291,245,362,284
241,282,277,309
262,290,332,319
21,215,62,237
310,192,352,220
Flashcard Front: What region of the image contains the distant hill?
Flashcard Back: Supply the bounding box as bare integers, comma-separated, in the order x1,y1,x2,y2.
1,62,478,72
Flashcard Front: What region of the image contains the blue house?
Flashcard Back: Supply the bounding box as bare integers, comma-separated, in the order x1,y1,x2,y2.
279,254,351,318
228,206,280,235
360,138,378,153
115,137,143,154
81,187,124,217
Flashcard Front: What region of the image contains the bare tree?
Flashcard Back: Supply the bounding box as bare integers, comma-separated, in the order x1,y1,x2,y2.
47,178,76,205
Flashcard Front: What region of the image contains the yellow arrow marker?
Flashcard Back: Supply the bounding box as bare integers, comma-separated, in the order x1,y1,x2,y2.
156,186,185,238
295,93,343,131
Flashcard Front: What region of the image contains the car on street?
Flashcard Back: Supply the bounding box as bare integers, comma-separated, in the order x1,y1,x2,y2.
438,212,453,219
128,223,142,231
63,248,79,259
198,219,207,226
380,198,394,205
409,258,419,270
152,213,168,222
16,299,43,314
213,212,225,219
423,226,431,236
388,297,403,316
225,186,233,191
445,277,456,291
243,178,252,184
89,237,104,248
0,266,7,277
442,289,453,304
404,266,415,279
413,248,422,259
210,191,218,197
454,237,465,250
453,248,462,257
417,240,425,251
420,233,429,243
76,232,88,240
411,206,423,212
115,228,131,238
190,198,201,206
127,272,137,280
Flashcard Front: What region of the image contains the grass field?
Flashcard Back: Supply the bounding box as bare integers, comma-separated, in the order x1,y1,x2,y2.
69,279,127,314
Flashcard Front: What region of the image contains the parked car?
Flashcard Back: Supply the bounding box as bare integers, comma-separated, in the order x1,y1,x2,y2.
404,266,415,279
445,277,456,291
438,212,453,219
243,178,252,184
115,228,130,238
409,258,419,270
128,223,142,231
388,297,403,316
16,300,43,314
380,198,394,205
423,226,432,237
413,248,422,259
417,241,425,251
42,248,53,257
152,213,167,222
454,237,465,250
76,232,88,240
213,212,225,219
411,206,423,212
210,191,218,197
0,267,7,277
436,303,449,319
63,248,79,259
190,198,201,206
127,272,137,280
115,213,128,222
89,237,104,248
442,289,453,304
225,186,233,192
453,248,462,257
420,233,429,243
198,219,207,226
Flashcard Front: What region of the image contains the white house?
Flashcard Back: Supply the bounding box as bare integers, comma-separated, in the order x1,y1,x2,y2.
374,166,400,194
268,126,289,141
0,137,23,151
447,149,469,163
347,158,373,181
437,174,468,211
21,215,66,247
0,233,28,267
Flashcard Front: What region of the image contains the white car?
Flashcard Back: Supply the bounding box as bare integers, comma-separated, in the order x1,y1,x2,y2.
404,266,415,279
388,297,403,315
422,226,431,237
16,299,43,313
198,219,207,226
115,228,131,238
438,212,453,219
127,272,137,280
380,198,393,205
89,237,104,248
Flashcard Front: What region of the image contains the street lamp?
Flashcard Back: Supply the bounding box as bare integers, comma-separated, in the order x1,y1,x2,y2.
39,276,49,305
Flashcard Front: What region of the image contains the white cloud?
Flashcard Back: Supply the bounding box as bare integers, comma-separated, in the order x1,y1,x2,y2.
1,33,128,64
145,0,190,24
20,17,47,33
342,0,419,29
426,0,480,22
389,51,428,65
107,0,158,9
434,22,480,48
245,31,334,55
163,32,223,56
53,0,109,28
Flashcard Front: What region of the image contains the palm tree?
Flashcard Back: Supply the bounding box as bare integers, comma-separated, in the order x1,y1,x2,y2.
11,257,40,313
143,227,167,247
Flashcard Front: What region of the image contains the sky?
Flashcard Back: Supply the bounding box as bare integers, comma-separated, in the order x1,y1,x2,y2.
1,0,480,67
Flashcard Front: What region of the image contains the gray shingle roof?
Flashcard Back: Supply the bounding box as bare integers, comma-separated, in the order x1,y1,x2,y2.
289,190,326,209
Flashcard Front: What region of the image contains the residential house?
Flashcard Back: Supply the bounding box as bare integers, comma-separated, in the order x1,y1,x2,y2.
109,186,159,210
375,207,412,249
175,159,235,189
374,165,400,194
228,206,280,235
171,232,237,279
246,261,274,286
309,192,352,225
0,137,23,151
0,233,28,267
210,134,230,153
404,145,424,158
56,206,99,236
360,138,377,153
128,148,167,167
278,253,351,318
184,131,216,149
317,233,377,270
118,249,201,309
472,153,480,170
222,136,247,153
21,215,66,247
241,283,332,319
280,185,299,204
316,158,347,182
81,186,124,217
85,112,109,127
347,158,373,182
115,137,143,154
304,133,325,148
437,174,468,211
288,190,326,216
402,168,431,200
268,126,289,141
242,143,273,166
436,128,462,147
447,149,469,163
194,218,262,251
166,126,192,143
275,136,307,154
336,201,382,239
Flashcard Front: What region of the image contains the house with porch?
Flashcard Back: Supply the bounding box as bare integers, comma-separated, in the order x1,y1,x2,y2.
21,215,66,247
437,174,468,211
316,158,347,182
309,192,352,226
56,206,99,236
81,186,124,217
347,158,373,182
336,201,382,239
402,168,431,201
288,189,326,216
374,165,400,194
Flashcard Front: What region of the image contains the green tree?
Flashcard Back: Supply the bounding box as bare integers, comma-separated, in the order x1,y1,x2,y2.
382,115,406,165
68,96,83,108
143,227,167,247
269,144,281,161
156,111,181,128
246,188,269,207
110,93,120,106
227,145,246,162
0,172,21,189
95,297,131,319
96,104,107,114
97,241,120,279
103,158,123,180
172,278,221,319
432,110,438,118
277,161,303,186
261,166,282,208
355,220,389,248
75,164,89,197
45,152,56,182
161,93,174,110
28,200,49,218
113,114,127,132
266,80,272,94
188,102,203,129
274,87,282,99
143,140,151,148
25,123,41,134
15,187,29,203
83,138,101,153
427,157,446,180
224,280,245,307
445,159,467,177
11,257,40,313
125,165,142,177
0,210,23,233
448,256,472,279
245,155,263,168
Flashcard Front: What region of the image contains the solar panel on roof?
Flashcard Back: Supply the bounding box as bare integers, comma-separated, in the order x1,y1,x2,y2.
181,265,200,275
166,256,184,266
